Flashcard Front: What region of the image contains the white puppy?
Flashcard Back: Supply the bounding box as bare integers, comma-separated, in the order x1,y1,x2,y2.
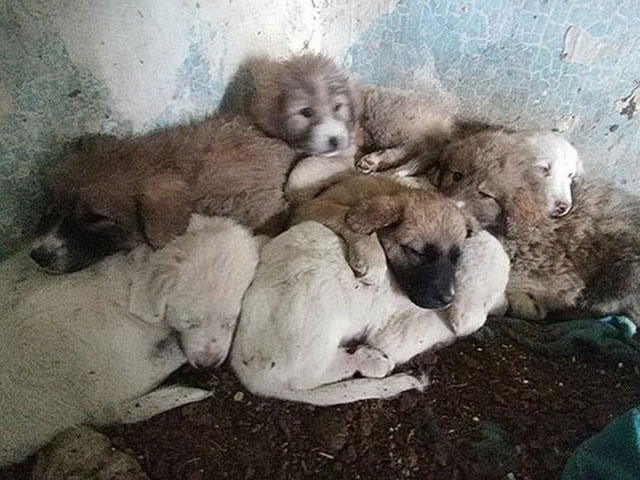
231,222,509,406
517,131,584,217
0,215,259,466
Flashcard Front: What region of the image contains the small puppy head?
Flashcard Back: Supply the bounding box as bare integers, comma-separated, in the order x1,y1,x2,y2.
523,132,584,217
436,131,546,235
250,53,359,157
30,193,137,273
346,191,468,310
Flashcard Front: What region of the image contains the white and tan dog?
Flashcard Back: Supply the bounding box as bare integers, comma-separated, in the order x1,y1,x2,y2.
231,222,509,406
0,215,259,466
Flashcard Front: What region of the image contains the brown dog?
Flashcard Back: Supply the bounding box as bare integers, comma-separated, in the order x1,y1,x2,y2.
292,175,468,309
31,53,360,273
437,130,640,324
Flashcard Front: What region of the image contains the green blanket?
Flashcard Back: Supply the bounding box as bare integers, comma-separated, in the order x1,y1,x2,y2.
479,315,640,480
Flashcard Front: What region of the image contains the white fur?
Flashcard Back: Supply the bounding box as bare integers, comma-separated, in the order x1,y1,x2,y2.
312,117,350,157
0,215,259,466
285,152,356,202
131,215,260,367
518,131,584,217
231,222,510,406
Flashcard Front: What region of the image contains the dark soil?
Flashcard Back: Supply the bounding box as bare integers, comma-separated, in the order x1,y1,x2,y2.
2,318,639,480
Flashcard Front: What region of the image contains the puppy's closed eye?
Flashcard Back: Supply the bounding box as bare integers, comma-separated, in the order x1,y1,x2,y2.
402,244,440,263
479,189,496,200
539,164,551,177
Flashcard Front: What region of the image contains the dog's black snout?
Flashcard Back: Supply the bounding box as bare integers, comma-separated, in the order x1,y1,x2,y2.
30,247,54,267
435,291,454,307
328,136,339,150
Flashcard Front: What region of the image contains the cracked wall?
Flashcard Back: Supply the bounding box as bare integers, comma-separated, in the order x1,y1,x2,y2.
1,0,638,260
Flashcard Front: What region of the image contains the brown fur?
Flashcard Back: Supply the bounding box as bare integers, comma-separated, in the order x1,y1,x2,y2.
293,175,468,308
354,84,456,176
220,53,360,155
48,115,295,242
36,53,359,273
438,130,640,324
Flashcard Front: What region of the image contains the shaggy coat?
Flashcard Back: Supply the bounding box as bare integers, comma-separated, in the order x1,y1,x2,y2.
32,53,359,273
438,130,640,323
231,222,509,406
220,53,361,157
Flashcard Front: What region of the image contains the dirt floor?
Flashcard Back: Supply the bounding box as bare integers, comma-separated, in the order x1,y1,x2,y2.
2,317,639,480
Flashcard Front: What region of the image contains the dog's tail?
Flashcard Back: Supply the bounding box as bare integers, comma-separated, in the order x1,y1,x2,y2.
270,373,427,406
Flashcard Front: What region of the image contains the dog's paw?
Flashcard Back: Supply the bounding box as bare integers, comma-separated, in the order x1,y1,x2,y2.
347,247,387,286
447,309,487,337
353,260,387,286
353,346,395,378
355,152,383,174
507,292,548,321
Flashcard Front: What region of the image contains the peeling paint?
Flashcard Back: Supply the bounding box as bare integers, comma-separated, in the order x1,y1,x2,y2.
561,25,620,65
2,0,640,261
616,83,640,120
553,115,577,133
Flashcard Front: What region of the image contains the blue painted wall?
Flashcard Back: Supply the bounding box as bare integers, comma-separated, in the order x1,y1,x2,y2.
1,0,639,260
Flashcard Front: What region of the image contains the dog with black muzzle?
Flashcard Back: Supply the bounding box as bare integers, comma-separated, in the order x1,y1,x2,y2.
292,175,468,309
31,53,360,274
231,177,510,405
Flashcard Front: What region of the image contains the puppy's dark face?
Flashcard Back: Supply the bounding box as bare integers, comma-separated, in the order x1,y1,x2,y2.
30,200,135,273
347,191,468,309
253,54,359,157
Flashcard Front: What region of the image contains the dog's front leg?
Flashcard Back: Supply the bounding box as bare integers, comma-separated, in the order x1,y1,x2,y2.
367,312,456,366
355,146,408,174
289,346,395,390
345,233,388,286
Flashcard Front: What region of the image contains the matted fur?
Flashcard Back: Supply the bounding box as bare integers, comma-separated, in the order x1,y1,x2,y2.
33,53,359,273
292,175,468,309
438,130,640,324
354,84,455,176
220,53,360,157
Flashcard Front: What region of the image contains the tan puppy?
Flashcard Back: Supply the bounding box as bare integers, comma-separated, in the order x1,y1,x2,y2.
437,130,640,324
293,175,468,309
220,53,360,157
31,53,359,273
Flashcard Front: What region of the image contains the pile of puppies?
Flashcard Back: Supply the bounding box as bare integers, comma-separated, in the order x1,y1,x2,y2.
3,52,639,465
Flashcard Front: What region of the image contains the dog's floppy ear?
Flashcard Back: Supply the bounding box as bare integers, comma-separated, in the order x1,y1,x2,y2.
345,195,403,235
128,264,178,324
137,174,192,249
506,187,545,234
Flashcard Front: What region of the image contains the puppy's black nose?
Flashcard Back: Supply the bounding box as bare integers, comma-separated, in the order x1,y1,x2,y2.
328,136,339,150
436,292,454,307
30,247,54,267
553,201,570,216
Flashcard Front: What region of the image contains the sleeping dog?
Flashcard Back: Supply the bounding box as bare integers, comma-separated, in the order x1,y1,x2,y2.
0,215,259,466
231,175,510,405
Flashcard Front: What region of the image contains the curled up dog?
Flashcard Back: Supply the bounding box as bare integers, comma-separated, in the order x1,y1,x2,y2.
231,174,510,405
31,53,359,273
